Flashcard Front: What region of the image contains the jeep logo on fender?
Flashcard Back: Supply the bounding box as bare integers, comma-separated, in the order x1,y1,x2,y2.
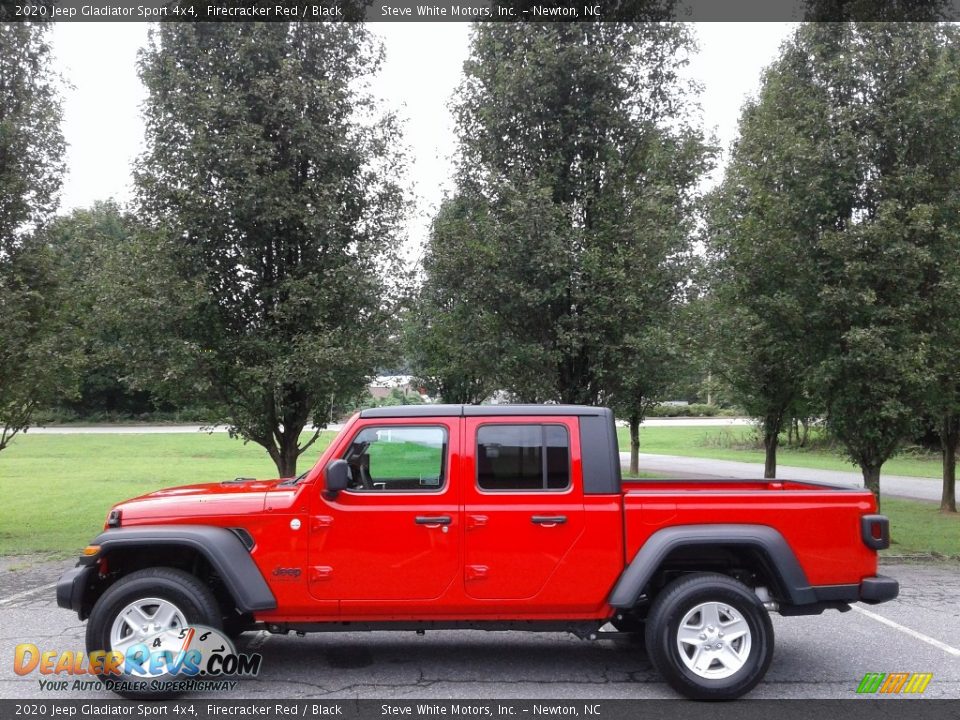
272,567,302,579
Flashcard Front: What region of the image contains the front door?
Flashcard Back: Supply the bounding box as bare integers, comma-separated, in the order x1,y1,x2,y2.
308,419,460,603
462,417,585,600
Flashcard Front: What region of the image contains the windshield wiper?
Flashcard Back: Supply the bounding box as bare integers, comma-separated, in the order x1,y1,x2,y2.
280,470,310,486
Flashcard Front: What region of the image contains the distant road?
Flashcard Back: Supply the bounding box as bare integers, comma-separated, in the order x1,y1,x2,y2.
24,423,346,434
624,452,941,502
26,416,750,434
24,419,936,501
625,417,752,427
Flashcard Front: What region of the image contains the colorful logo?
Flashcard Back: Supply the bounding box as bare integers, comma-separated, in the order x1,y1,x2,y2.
856,672,933,694
14,625,262,693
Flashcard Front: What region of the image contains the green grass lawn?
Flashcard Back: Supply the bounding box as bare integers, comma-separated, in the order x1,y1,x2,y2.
0,432,335,557
884,497,960,557
618,426,944,480
620,425,959,557
1,428,957,560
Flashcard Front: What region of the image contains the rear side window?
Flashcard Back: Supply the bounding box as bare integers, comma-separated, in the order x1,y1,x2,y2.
476,424,570,491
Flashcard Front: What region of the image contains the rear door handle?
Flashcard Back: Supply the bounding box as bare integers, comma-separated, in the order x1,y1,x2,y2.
415,515,452,525
531,515,567,525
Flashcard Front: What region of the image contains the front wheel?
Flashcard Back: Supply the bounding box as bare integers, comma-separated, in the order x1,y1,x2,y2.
85,567,223,699
644,573,774,700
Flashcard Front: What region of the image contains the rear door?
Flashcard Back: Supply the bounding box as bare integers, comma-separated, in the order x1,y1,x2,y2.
462,416,585,600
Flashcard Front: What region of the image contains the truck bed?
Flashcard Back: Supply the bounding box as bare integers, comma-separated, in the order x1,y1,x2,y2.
621,477,864,494
620,477,879,588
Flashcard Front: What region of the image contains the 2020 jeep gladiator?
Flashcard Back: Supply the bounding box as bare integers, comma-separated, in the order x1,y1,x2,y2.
57,405,898,700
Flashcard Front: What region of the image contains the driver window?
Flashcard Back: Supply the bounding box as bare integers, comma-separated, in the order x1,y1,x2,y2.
342,425,447,492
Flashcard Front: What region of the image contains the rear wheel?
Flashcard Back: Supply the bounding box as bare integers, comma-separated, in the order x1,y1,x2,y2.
644,573,774,700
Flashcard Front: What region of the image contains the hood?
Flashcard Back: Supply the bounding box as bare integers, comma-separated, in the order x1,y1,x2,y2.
109,477,286,525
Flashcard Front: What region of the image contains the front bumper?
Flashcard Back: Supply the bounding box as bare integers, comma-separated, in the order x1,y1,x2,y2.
56,565,94,615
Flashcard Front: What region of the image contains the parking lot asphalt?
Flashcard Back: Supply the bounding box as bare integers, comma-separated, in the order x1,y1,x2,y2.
0,560,957,701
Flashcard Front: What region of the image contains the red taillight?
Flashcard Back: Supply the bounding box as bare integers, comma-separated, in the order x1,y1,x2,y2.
860,514,890,550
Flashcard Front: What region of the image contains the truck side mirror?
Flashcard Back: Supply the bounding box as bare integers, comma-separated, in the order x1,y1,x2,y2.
324,459,350,499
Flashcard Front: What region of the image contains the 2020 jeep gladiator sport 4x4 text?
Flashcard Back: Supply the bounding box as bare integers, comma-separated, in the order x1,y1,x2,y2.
57,405,898,700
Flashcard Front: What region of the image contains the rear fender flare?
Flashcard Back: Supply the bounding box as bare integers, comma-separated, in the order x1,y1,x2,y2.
608,524,816,608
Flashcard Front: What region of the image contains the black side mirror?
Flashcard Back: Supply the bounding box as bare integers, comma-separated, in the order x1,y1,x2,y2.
324,459,350,499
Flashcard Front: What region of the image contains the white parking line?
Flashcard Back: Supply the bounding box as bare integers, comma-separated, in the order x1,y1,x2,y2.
851,605,960,657
0,581,57,606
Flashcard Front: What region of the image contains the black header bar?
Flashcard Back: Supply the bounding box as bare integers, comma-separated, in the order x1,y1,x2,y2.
0,700,958,720
3,0,960,22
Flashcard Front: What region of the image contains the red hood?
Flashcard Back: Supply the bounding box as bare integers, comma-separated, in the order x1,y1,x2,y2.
111,478,287,524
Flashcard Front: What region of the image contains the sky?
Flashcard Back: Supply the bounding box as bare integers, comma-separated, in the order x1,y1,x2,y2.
50,22,797,251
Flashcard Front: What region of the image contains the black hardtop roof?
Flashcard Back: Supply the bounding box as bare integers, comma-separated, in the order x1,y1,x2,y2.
359,404,611,419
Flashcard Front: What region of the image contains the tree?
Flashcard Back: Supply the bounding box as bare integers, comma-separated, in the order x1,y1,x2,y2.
597,135,711,474
808,23,960,506
0,22,69,450
928,236,960,513
46,202,170,419
606,324,689,475
707,48,840,478
131,23,408,476
408,193,501,404
712,23,960,504
420,23,711,410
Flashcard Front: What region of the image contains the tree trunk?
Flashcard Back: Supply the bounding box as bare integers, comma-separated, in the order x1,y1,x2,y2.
761,411,783,479
861,464,882,509
629,414,640,476
277,438,300,478
799,418,810,448
266,426,304,478
763,430,778,479
941,413,958,514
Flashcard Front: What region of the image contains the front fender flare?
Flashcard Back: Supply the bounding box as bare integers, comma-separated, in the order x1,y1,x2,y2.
84,525,276,613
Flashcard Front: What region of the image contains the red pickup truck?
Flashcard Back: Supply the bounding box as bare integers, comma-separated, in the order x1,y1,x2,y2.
57,405,897,700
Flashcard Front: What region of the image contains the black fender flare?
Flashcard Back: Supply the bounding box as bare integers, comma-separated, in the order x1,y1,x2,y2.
608,524,817,608
84,525,276,612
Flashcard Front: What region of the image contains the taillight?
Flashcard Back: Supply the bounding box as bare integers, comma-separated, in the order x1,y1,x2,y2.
860,514,890,550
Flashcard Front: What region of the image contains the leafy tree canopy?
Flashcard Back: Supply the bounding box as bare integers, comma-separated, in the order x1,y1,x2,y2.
0,22,71,450
415,23,712,411
129,22,409,476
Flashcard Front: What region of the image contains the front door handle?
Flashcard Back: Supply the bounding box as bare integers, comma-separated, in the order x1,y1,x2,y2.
531,515,567,525
415,515,452,525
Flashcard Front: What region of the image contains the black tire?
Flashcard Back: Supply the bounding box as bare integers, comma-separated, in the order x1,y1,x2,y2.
644,573,774,700
86,567,222,700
